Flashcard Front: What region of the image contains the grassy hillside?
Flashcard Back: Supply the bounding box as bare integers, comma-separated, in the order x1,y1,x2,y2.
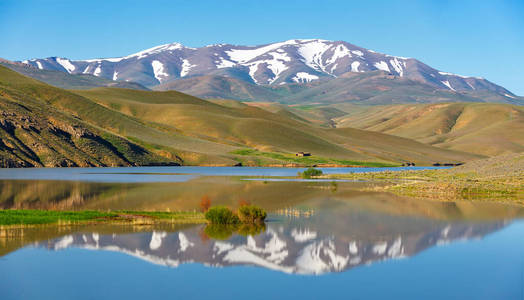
74,87,480,166
0,65,481,167
334,103,524,156
0,65,246,166
0,66,176,167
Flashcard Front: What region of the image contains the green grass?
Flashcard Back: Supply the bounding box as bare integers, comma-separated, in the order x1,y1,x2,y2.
0,210,206,226
230,149,398,167
326,154,524,204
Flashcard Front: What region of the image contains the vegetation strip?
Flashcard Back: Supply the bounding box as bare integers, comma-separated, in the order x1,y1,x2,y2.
0,210,206,227
325,155,524,204
230,149,397,167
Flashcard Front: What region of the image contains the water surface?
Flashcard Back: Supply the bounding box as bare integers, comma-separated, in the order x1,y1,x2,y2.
0,167,521,300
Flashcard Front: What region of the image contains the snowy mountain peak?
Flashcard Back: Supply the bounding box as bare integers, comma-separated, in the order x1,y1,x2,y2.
20,39,513,96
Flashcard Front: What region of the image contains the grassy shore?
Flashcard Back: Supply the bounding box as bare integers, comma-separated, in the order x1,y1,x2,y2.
325,153,524,204
0,210,206,227
230,149,398,167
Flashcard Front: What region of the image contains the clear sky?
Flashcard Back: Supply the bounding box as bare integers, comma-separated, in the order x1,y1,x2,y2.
1,0,523,95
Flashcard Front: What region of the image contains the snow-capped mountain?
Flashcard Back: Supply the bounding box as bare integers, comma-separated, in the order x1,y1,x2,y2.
41,221,505,275
20,39,513,97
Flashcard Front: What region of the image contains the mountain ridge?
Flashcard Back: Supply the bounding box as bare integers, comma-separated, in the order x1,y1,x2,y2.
18,39,519,103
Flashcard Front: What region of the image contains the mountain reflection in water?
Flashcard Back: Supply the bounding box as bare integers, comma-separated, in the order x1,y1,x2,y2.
0,168,522,299
1,171,522,275
32,216,507,275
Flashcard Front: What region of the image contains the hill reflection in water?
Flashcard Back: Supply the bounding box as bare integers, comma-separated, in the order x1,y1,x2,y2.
1,174,522,275
37,218,506,275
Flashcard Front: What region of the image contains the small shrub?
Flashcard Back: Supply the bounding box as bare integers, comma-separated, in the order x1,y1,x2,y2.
205,206,239,224
238,205,267,224
300,167,323,179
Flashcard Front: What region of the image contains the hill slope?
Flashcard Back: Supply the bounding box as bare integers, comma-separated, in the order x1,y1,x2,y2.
73,87,481,165
334,103,524,156
0,65,481,167
0,66,175,167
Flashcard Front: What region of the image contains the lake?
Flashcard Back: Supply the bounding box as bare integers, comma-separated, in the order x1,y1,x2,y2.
0,167,522,300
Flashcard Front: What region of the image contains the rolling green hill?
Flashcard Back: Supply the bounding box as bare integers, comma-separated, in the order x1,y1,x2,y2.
74,87,481,166
0,66,175,167
334,103,524,156
0,65,482,167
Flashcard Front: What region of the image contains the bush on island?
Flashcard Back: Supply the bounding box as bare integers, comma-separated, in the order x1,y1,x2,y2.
204,206,239,224
238,205,267,224
300,167,323,179
205,205,267,225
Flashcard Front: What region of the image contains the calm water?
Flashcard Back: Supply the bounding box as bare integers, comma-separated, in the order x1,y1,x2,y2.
0,167,522,300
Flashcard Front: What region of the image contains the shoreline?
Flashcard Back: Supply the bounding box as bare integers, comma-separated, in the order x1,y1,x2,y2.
0,165,452,170
0,210,207,228
324,169,523,205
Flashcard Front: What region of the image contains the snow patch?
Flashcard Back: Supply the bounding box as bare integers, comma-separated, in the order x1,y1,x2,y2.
36,61,43,69
151,60,169,82
214,241,234,254
291,228,317,243
180,59,195,77
226,40,298,63
351,50,364,56
351,61,361,72
441,80,455,91
56,58,76,73
295,240,348,274
326,44,351,66
216,58,236,68
374,61,390,72
297,40,332,72
54,235,74,250
248,63,262,83
93,65,102,77
292,72,319,83
389,58,404,76
349,241,358,254
387,237,404,258
112,71,118,81
178,232,194,252
372,241,387,255
149,231,167,250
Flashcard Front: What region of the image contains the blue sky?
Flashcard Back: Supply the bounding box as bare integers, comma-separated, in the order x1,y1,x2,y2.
1,0,523,94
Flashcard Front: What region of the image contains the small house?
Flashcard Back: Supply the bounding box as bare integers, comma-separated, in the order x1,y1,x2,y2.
296,152,311,157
